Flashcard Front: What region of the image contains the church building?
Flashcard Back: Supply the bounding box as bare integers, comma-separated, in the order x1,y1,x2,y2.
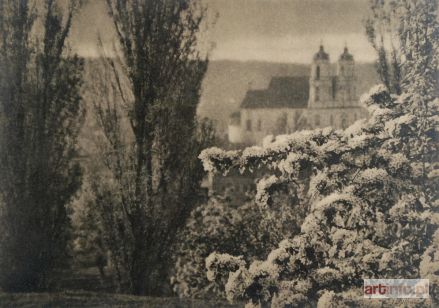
228,45,368,145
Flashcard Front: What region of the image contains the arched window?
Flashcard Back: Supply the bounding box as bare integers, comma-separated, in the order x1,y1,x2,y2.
341,113,348,129
275,113,288,134
332,78,337,100
315,87,320,101
257,119,262,131
246,119,252,131
316,66,320,80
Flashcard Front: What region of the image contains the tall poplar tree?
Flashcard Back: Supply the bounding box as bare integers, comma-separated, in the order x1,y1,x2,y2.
86,0,210,295
0,0,84,291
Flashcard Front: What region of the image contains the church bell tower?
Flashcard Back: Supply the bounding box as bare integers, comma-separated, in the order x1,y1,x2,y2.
336,46,356,106
309,45,332,108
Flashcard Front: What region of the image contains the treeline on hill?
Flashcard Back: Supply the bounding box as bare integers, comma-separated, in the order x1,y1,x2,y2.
0,0,438,307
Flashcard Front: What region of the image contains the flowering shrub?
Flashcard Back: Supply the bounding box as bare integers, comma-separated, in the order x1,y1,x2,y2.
420,228,439,300
199,85,438,306
171,195,303,299
196,1,439,305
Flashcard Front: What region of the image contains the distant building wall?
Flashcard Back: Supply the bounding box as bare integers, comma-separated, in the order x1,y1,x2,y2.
236,106,367,145
228,124,243,143
238,108,307,145
301,106,367,130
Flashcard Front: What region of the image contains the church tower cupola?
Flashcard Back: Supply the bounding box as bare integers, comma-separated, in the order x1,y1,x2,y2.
337,46,354,77
314,45,330,61
311,45,331,80
339,46,354,61
337,45,356,105
309,45,332,107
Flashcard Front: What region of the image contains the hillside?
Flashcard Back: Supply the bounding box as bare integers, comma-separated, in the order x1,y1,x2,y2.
197,60,379,137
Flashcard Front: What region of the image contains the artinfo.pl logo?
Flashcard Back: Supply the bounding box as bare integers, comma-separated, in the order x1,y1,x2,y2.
364,279,429,299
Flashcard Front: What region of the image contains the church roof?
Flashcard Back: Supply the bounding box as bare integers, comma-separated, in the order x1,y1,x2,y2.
241,76,309,109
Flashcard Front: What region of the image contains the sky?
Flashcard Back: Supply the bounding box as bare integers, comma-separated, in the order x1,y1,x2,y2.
69,0,377,63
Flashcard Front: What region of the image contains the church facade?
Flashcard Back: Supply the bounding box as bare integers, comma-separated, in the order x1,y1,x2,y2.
228,45,368,146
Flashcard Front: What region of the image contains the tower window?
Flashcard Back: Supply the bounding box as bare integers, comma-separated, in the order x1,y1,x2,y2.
293,112,300,129
257,119,262,131
246,119,252,131
275,113,288,134
314,114,320,126
341,114,348,129
316,66,320,80
330,114,334,126
315,87,320,101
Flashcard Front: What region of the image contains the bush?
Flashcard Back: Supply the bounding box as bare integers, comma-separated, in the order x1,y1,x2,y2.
172,194,303,299
200,85,438,306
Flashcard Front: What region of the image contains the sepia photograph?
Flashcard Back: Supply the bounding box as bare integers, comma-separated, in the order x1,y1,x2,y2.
0,0,438,307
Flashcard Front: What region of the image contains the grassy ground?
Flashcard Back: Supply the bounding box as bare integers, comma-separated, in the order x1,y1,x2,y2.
0,265,243,307
0,291,242,308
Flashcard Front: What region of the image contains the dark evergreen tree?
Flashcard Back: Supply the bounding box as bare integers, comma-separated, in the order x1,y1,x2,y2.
0,0,84,292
